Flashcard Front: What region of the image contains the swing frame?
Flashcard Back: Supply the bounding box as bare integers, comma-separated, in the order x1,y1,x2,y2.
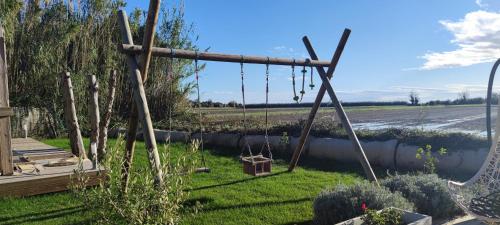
117,6,379,188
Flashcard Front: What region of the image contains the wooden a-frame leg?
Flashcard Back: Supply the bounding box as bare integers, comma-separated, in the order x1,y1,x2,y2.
303,36,379,184
288,29,351,172
118,10,163,188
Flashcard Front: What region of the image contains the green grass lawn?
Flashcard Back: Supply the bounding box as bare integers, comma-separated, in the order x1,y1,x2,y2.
0,138,365,225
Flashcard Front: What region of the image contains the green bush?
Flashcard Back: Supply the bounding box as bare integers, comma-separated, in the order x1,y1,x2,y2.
313,182,414,225
381,174,463,219
71,137,200,224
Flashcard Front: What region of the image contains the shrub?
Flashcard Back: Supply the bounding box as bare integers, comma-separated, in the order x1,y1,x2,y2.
71,137,200,224
381,173,463,219
362,208,403,225
313,181,414,225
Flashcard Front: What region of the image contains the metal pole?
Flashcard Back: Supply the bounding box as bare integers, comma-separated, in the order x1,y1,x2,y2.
486,59,500,146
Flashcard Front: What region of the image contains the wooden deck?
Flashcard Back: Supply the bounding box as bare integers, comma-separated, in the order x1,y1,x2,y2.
0,138,104,197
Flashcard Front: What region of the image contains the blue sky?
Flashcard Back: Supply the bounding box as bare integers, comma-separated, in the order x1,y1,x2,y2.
125,0,500,103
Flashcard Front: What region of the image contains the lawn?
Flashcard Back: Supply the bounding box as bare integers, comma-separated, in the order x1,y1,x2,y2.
0,138,365,225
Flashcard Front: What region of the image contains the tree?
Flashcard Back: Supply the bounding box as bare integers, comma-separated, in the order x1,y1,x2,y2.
409,91,419,106
0,0,199,137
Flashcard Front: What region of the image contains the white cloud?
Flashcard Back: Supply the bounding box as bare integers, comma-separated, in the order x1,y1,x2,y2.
420,10,500,70
476,0,487,8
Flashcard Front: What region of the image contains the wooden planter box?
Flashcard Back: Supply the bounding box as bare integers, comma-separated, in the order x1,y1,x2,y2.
241,155,271,176
335,208,431,225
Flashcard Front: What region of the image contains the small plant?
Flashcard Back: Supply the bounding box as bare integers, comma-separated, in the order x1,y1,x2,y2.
313,181,414,225
280,132,289,145
71,136,200,224
362,208,403,225
415,144,447,174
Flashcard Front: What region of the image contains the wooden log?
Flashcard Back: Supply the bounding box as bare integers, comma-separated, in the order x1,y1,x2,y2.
0,25,13,176
122,0,161,192
139,0,160,81
61,72,86,158
288,29,350,172
97,70,117,162
120,44,332,67
118,10,163,187
303,36,379,184
87,74,100,163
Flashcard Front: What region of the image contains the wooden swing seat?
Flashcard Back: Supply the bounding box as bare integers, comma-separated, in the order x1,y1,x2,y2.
241,155,272,176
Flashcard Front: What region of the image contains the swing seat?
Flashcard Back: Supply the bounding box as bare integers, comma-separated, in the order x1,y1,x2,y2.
241,155,272,176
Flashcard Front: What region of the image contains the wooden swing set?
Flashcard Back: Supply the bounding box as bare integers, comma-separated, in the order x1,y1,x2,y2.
117,0,379,190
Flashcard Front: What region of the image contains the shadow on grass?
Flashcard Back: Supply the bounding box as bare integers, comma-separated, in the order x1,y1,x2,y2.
203,197,312,212
280,220,312,225
188,170,289,192
0,205,89,225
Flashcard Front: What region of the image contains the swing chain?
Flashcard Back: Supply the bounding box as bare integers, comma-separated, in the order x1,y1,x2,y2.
239,56,254,162
167,48,176,145
291,59,299,103
309,65,315,90
260,58,272,160
194,52,207,168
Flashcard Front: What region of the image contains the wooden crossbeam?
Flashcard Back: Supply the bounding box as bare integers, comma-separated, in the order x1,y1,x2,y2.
300,35,379,184
120,44,332,67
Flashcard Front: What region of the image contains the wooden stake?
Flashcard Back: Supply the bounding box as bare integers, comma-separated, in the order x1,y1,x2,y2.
88,74,100,163
97,70,117,162
288,29,350,172
118,10,163,188
303,36,379,184
0,25,13,176
61,72,86,158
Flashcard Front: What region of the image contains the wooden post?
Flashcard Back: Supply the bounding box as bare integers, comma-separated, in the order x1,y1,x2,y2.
288,29,351,172
303,36,379,184
118,10,163,188
97,70,117,162
61,72,86,158
0,25,13,176
88,74,100,163
122,0,161,192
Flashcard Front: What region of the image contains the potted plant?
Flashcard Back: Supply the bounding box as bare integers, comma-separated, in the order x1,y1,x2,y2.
335,207,431,225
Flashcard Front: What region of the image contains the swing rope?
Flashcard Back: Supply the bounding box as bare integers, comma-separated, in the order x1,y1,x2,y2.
291,59,300,103
167,48,175,145
300,65,307,102
239,56,254,163
259,58,272,160
194,52,207,168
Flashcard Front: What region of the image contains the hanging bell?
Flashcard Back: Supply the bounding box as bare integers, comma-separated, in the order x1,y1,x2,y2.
293,96,299,102
309,84,315,90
